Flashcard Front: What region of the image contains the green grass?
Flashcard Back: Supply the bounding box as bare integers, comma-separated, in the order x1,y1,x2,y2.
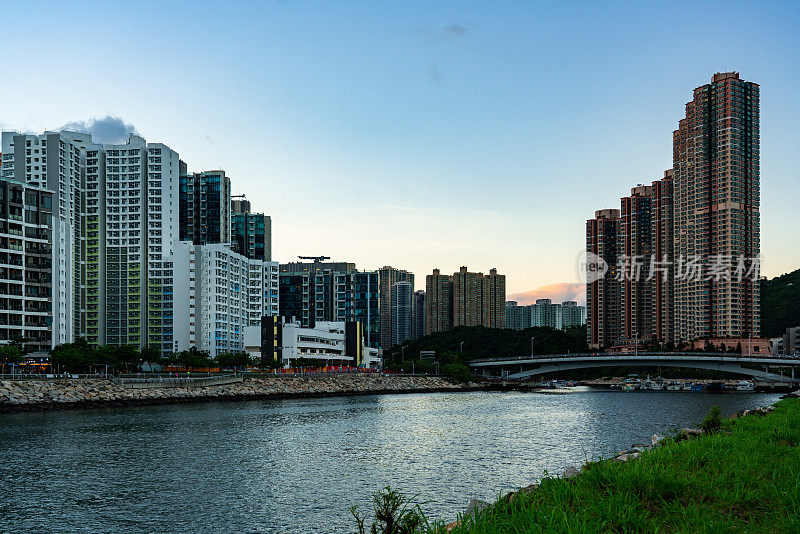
447,399,800,533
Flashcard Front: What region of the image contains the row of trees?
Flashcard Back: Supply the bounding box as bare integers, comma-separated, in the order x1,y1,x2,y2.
42,338,267,374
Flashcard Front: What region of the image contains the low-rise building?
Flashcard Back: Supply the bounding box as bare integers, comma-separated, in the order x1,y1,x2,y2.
784,327,800,356
244,316,380,368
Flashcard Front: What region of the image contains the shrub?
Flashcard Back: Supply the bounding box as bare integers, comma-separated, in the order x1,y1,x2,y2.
701,405,723,434
351,486,425,534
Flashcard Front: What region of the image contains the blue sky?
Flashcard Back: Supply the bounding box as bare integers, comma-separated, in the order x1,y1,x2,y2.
2,1,799,301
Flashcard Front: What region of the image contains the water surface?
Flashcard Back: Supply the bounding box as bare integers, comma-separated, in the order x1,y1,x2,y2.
0,389,781,533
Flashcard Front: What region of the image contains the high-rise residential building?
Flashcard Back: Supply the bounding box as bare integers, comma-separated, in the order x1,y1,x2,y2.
673,72,760,342
333,271,380,349
279,262,380,348
586,208,621,349
561,301,587,329
231,199,272,262
505,301,533,330
486,268,506,328
425,269,452,335
425,267,505,335
378,266,414,349
620,184,654,343
100,135,153,349
532,298,563,330
390,281,413,346
453,266,486,327
0,178,54,353
171,242,279,357
652,170,674,343
2,131,93,346
586,73,761,349
412,290,426,340
279,261,354,328
2,130,183,353
179,168,231,245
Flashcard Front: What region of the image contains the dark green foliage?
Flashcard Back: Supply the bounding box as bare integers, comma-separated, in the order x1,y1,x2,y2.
0,343,23,365
351,486,429,534
174,347,212,370
761,268,800,337
439,363,472,383
385,325,588,365
50,338,148,372
217,351,251,369
701,405,723,434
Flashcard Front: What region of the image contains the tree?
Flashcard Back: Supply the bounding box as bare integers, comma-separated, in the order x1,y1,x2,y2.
114,344,141,371
140,346,162,371
0,344,23,366
217,351,251,370
9,336,33,357
50,340,97,373
175,347,211,371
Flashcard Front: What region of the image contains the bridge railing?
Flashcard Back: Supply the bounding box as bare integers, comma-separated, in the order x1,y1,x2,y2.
469,352,799,364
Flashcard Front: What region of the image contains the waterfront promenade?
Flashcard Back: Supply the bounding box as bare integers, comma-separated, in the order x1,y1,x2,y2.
0,374,486,412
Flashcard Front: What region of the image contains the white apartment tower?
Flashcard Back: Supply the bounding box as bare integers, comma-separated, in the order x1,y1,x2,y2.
171,242,279,358
1,131,93,346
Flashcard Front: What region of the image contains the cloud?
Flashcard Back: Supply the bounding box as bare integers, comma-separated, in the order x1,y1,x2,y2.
510,283,586,306
60,116,137,144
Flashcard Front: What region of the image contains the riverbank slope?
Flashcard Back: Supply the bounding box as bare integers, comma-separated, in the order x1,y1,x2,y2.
0,375,487,412
447,395,800,532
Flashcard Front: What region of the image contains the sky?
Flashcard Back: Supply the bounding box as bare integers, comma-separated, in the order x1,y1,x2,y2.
2,1,799,304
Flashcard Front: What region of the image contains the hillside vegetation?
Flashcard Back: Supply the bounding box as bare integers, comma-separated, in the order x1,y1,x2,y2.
384,325,588,364
761,268,800,337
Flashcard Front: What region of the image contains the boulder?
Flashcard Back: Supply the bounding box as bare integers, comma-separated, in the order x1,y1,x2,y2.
563,465,581,479
651,433,665,447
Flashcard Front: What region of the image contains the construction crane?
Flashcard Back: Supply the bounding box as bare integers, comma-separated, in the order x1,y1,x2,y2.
298,256,330,262
231,194,246,200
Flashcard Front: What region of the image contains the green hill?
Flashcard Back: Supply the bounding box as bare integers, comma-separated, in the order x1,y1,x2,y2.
384,325,588,364
761,268,800,337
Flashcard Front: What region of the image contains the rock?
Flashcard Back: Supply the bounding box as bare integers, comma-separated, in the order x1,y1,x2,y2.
563,465,580,479
651,433,665,447
679,427,702,439
464,498,489,517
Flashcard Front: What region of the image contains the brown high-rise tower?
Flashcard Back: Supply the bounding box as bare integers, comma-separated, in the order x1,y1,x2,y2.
673,72,760,342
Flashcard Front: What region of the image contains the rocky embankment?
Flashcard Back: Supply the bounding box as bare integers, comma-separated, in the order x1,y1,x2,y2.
0,375,486,412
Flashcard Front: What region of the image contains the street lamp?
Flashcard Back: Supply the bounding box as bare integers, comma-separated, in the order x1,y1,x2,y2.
530,336,535,356
460,341,464,353
401,346,406,361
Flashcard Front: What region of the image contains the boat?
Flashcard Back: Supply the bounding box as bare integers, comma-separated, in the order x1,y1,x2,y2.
666,381,682,391
642,378,664,391
705,382,727,393
690,383,705,392
681,382,694,391
622,383,636,392
735,380,755,391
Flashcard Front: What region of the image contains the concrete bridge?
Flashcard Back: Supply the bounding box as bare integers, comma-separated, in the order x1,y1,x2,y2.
468,352,800,383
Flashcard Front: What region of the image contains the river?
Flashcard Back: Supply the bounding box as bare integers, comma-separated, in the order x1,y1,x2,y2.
0,389,781,533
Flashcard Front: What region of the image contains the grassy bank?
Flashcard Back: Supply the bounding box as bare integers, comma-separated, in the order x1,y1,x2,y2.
355,398,800,533
449,398,800,533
